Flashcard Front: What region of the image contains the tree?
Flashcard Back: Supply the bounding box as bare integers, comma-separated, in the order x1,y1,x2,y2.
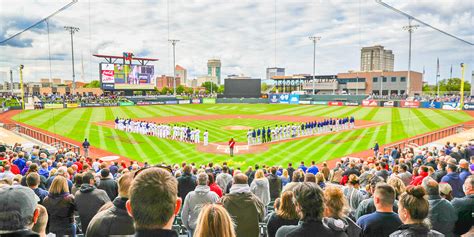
438,78,471,93
201,81,218,93
176,85,185,94
184,87,194,95
160,87,170,95
84,80,100,88
217,85,225,93
261,82,269,92
422,84,433,92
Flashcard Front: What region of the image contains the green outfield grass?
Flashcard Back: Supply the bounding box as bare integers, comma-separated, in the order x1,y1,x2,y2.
12,104,472,167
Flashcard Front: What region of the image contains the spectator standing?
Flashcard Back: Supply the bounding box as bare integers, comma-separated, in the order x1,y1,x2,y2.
221,173,265,237
306,161,319,175
397,164,412,187
26,173,49,204
343,174,367,214
207,173,223,197
250,169,271,207
126,167,181,237
355,176,398,219
356,184,402,237
267,167,282,200
43,176,76,236
451,175,474,236
0,164,15,182
266,191,299,237
97,168,118,201
216,166,233,193
390,186,443,237
193,204,236,237
323,186,361,237
281,169,290,186
441,164,464,198
86,173,135,236
431,161,447,183
287,163,295,182
182,173,219,236
74,172,110,232
82,138,90,158
177,165,197,202
229,138,235,157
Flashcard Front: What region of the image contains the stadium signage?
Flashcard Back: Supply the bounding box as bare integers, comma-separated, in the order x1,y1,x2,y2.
442,102,459,110
311,101,327,105
82,103,103,107
400,101,420,108
289,94,300,104
328,101,343,106
101,83,115,90
202,98,216,104
421,101,442,109
44,103,64,109
101,64,115,83
345,102,359,106
191,99,201,104
66,103,79,108
136,101,164,105
268,94,280,104
298,100,311,105
178,100,190,104
463,103,474,110
362,100,378,107
279,94,290,104
119,102,134,106
383,101,394,107
165,100,178,104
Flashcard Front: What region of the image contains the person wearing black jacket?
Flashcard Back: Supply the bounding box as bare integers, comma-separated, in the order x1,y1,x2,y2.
97,168,118,201
287,163,295,182
177,165,196,202
267,167,282,200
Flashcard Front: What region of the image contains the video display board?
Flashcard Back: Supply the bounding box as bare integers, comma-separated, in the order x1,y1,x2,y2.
100,63,156,90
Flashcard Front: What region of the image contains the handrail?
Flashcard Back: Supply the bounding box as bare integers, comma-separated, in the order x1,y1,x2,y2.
3,123,81,155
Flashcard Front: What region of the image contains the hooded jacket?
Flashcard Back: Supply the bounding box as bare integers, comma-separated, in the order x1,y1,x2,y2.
267,174,282,200
441,172,464,198
181,185,219,230
250,178,271,206
86,197,135,237
221,184,265,237
427,194,457,237
42,192,76,233
324,217,361,237
74,184,110,232
275,219,348,237
389,224,443,237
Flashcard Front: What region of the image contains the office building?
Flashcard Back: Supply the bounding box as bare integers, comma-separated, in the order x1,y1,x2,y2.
266,67,285,79
207,59,221,85
360,45,394,71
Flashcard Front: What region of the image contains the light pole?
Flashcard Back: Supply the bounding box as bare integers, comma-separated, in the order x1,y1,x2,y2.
64,26,79,95
19,65,24,110
308,36,321,95
168,39,179,96
403,20,419,97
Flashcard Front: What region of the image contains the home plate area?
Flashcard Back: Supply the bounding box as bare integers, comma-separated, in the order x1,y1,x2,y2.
196,142,270,155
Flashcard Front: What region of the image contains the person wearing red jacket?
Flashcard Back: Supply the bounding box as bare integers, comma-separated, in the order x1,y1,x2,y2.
207,173,223,197
228,138,235,157
410,166,429,186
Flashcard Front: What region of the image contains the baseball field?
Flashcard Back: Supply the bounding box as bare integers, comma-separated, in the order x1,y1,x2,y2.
11,104,472,167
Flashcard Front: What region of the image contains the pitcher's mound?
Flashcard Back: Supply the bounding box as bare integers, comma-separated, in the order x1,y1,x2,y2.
223,125,253,130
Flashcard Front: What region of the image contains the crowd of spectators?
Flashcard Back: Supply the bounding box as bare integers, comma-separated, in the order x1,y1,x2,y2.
366,93,471,103
0,139,473,237
35,94,130,107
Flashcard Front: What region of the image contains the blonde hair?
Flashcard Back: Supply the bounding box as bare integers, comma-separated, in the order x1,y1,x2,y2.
194,204,236,237
49,176,69,194
282,169,289,179
323,186,349,219
315,173,325,183
255,169,265,179
387,177,406,199
276,191,299,220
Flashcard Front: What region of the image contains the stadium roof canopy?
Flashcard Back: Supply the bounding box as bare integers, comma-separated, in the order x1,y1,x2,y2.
93,54,159,65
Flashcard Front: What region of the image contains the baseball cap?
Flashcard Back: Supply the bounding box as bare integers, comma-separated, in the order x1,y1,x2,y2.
439,182,453,196
0,185,38,229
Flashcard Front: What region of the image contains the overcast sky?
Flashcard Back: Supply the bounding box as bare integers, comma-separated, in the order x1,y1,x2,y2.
0,0,473,84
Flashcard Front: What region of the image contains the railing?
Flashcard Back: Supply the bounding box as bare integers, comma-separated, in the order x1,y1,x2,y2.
384,125,464,153
4,123,81,154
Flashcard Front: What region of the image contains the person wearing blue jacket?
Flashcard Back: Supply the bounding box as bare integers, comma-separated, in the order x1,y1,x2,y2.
441,164,465,198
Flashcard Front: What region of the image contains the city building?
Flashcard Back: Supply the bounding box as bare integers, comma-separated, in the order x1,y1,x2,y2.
266,67,285,80
175,65,187,86
195,75,218,87
360,45,394,72
156,75,181,90
227,74,251,80
207,59,221,85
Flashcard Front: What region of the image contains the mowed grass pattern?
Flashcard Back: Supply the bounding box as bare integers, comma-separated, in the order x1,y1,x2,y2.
12,104,472,167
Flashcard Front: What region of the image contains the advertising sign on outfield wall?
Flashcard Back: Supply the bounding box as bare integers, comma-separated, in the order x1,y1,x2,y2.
463,103,474,110
279,94,290,104
268,94,280,104
119,102,134,106
298,100,311,105
311,101,327,105
82,103,103,107
345,102,359,106
443,102,459,110
362,100,378,107
191,99,201,104
202,98,216,104
44,103,64,109
400,101,420,108
66,103,79,108
328,101,343,106
165,100,178,104
421,101,442,109
383,101,395,107
289,94,300,104
178,100,190,104
136,101,165,105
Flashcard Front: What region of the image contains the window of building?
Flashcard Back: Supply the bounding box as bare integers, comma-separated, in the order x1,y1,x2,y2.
382,77,387,82
391,77,396,82
373,77,378,83
401,77,406,82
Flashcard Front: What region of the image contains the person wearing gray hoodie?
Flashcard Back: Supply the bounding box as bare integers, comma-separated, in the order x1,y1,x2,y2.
250,170,271,207
181,172,219,237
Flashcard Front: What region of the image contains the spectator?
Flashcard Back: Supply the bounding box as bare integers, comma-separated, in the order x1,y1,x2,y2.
441,164,464,198
321,162,330,181
0,164,15,182
315,173,326,189
287,163,295,182
356,183,402,237
410,166,429,186
32,204,48,237
397,164,412,187
387,177,406,200
459,159,471,182
343,174,367,214
22,163,47,189
281,169,290,186
275,182,347,237
216,165,233,193
221,173,265,237
266,191,299,237
71,173,83,195
342,162,360,179
268,166,282,200
26,173,49,204
43,176,76,236
178,165,197,202
182,172,219,236
431,161,447,183
375,162,389,181
82,138,90,157
390,186,443,236
422,177,457,237
298,161,307,173
74,172,110,232
323,186,361,237
193,204,236,237
126,167,182,237
355,176,398,219
250,169,271,207
46,168,72,192
97,168,118,201
86,172,135,236
207,172,223,197
0,185,41,236
304,173,316,183
451,175,474,236
307,161,319,175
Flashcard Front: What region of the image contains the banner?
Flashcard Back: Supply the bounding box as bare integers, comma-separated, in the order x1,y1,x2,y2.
328,101,343,106
268,94,280,104
44,103,64,109
362,100,378,107
66,103,79,108
101,83,115,90
119,102,134,106
298,100,311,105
400,101,420,108
442,102,459,110
289,94,300,104
136,101,164,105
311,101,327,105
345,102,359,106
463,103,474,110
202,98,216,104
101,64,115,83
421,101,442,109
81,103,103,107
383,101,395,107
191,99,201,104
178,100,190,104
165,100,178,104
279,94,290,104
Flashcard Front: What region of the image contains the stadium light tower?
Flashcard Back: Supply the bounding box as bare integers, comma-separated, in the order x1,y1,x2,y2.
64,26,79,95
169,39,180,96
402,19,419,97
308,36,321,95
